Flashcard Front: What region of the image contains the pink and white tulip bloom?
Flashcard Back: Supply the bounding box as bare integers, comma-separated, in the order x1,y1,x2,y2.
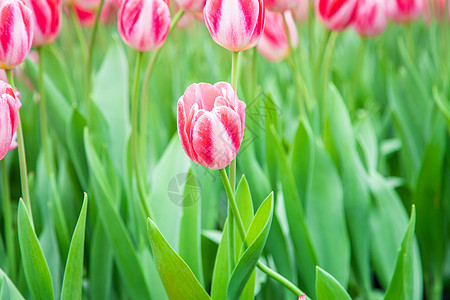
118,0,171,52
0,0,34,70
386,0,425,23
0,80,21,160
291,0,309,24
24,0,62,46
177,82,246,170
257,10,298,62
176,0,205,12
266,0,296,12
203,0,265,52
353,0,387,37
316,0,358,31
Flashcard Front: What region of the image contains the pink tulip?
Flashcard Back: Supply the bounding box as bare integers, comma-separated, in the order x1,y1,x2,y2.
291,0,309,24
257,10,298,62
386,0,425,23
266,0,296,12
177,82,246,170
72,0,119,27
0,0,34,70
75,0,100,9
316,0,358,31
425,0,450,21
175,0,205,12
353,0,387,37
118,0,171,52
203,0,265,52
24,0,62,46
0,80,21,160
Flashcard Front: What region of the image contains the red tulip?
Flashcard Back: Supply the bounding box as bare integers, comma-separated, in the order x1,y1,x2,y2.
0,0,34,70
257,10,298,62
265,0,296,12
177,82,246,170
203,0,265,52
353,0,387,37
0,80,21,160
386,0,425,23
118,0,171,52
316,0,358,31
175,0,205,12
24,0,62,46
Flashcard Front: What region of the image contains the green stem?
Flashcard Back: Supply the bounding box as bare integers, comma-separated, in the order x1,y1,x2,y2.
349,39,366,110
70,5,88,60
320,32,338,133
313,30,331,100
219,169,307,298
283,13,308,118
131,51,153,219
139,9,185,159
1,161,16,280
85,0,105,111
37,47,53,174
406,25,415,60
5,70,32,225
308,3,315,62
229,51,239,192
227,202,236,272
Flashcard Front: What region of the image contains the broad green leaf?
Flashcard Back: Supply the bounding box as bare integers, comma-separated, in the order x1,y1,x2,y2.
227,193,273,299
269,125,318,295
0,269,24,300
147,218,211,300
179,168,204,284
211,222,231,300
384,206,416,300
61,193,88,300
17,199,53,300
315,267,351,300
327,84,371,292
432,87,450,128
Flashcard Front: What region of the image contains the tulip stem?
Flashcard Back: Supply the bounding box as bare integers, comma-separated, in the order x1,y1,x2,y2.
5,70,32,225
139,9,185,161
85,0,105,112
219,168,307,298
1,161,16,280
69,5,88,61
229,51,239,192
131,51,153,220
320,32,338,133
350,39,366,110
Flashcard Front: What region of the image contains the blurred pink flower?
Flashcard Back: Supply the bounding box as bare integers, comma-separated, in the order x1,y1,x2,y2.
0,80,21,160
353,0,387,37
24,0,62,46
386,0,425,23
291,0,309,24
316,0,358,31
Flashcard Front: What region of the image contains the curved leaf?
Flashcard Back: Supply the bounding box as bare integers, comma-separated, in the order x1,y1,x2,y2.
315,266,351,300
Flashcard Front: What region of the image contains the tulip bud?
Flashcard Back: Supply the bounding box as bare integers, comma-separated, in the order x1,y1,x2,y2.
291,0,309,24
0,80,21,160
118,0,171,52
0,0,34,70
316,0,358,32
257,10,298,62
177,82,246,170
386,0,425,23
175,0,205,12
353,0,387,37
203,0,265,52
24,0,62,46
266,0,296,12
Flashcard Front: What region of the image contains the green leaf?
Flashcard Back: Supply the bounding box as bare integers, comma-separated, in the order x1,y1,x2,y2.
264,94,279,189
0,269,25,300
147,218,211,300
315,267,351,300
384,206,417,300
179,168,204,284
17,199,53,300
432,87,450,129
227,193,273,300
211,221,231,300
61,193,89,300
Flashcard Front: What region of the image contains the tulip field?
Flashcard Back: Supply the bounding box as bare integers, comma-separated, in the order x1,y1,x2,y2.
0,0,450,299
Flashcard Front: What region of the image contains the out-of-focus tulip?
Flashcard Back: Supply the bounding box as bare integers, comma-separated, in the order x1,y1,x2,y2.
203,0,265,52
0,0,34,69
353,0,387,37
177,82,246,170
386,0,424,23
76,0,100,9
291,0,309,23
316,0,358,31
72,0,119,27
24,0,62,46
257,10,298,62
0,81,21,160
426,0,450,21
176,0,205,12
266,0,296,12
118,0,171,52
